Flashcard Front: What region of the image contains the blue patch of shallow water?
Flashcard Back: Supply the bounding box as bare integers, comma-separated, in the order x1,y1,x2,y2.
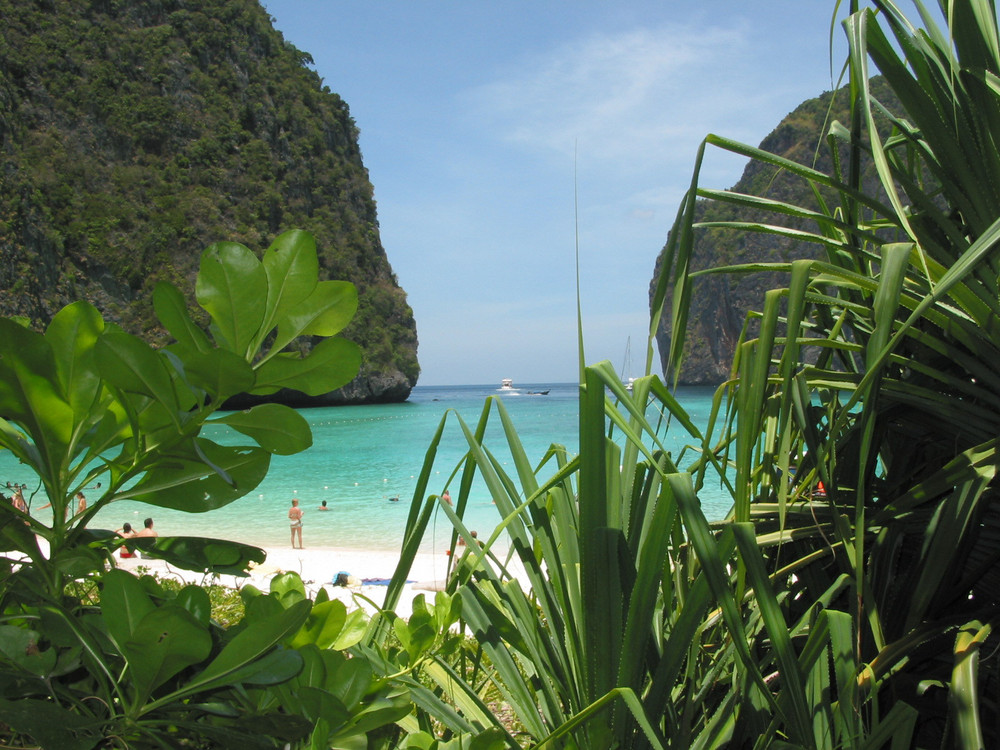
0,383,731,553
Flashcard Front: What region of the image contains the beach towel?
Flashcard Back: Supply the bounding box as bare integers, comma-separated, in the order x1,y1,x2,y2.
360,578,415,585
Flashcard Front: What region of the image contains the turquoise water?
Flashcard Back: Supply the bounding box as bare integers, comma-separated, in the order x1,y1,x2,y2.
1,383,731,553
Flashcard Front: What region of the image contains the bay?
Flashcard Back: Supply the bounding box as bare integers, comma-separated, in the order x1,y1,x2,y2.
1,383,731,553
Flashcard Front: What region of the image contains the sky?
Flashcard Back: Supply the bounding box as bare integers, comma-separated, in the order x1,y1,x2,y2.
262,1,850,386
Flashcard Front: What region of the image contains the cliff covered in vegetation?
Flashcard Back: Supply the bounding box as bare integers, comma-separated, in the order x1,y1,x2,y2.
651,79,897,384
0,0,418,403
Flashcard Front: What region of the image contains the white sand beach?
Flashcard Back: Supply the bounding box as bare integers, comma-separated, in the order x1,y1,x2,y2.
116,545,463,619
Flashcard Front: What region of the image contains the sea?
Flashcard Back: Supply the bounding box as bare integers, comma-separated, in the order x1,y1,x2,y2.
1,383,732,554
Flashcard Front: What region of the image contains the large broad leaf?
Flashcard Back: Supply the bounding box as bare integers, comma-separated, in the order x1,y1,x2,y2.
45,301,105,420
100,568,157,651
96,326,180,412
0,697,100,750
175,347,256,403
0,319,74,457
271,280,358,352
290,599,350,651
261,229,320,335
212,403,312,455
0,505,44,556
153,281,212,354
196,242,267,356
175,584,212,627
252,337,362,396
175,599,311,696
122,439,271,511
131,536,267,576
0,625,57,676
124,604,213,704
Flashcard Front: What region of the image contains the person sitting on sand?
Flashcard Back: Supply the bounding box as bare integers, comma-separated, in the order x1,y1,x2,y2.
135,517,158,537
117,522,137,558
318,500,330,511
288,499,304,548
9,487,26,514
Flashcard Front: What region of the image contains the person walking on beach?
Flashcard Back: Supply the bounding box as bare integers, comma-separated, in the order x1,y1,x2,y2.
136,517,158,537
75,492,87,515
289,498,304,548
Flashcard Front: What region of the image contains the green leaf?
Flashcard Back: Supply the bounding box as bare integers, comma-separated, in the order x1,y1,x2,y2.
176,347,256,402
125,604,213,703
123,440,270,511
96,326,179,411
253,336,362,396
177,599,311,695
0,697,100,750
0,318,74,458
325,652,374,710
271,571,308,607
196,241,267,356
100,568,156,650
133,536,266,576
213,403,313,455
175,584,212,627
153,281,212,354
261,229,320,335
272,280,358,350
0,625,57,676
291,598,349,650
45,301,105,419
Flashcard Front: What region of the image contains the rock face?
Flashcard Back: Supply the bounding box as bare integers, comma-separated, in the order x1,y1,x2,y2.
650,79,896,384
0,0,419,403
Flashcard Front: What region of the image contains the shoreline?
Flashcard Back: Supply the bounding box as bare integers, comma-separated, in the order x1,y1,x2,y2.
117,544,463,619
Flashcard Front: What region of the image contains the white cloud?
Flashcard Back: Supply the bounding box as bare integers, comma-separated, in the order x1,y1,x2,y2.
464,23,759,168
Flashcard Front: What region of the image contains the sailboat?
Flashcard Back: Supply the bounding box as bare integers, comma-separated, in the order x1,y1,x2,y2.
621,337,635,391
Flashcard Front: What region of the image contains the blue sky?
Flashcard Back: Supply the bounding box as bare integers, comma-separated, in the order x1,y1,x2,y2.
263,2,848,386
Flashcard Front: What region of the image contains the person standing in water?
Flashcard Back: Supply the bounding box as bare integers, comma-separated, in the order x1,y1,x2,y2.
289,498,304,548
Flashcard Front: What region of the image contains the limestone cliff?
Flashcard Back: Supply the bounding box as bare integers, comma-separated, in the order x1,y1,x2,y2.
651,79,896,384
0,0,419,403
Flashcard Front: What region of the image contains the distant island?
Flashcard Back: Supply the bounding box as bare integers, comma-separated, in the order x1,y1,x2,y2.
0,0,419,404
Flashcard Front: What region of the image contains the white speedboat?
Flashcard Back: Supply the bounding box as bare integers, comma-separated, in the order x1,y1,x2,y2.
499,378,515,390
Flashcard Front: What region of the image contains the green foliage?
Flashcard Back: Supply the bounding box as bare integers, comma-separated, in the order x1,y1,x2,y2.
0,230,437,748
364,2,1000,748
0,0,419,393
652,76,904,384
